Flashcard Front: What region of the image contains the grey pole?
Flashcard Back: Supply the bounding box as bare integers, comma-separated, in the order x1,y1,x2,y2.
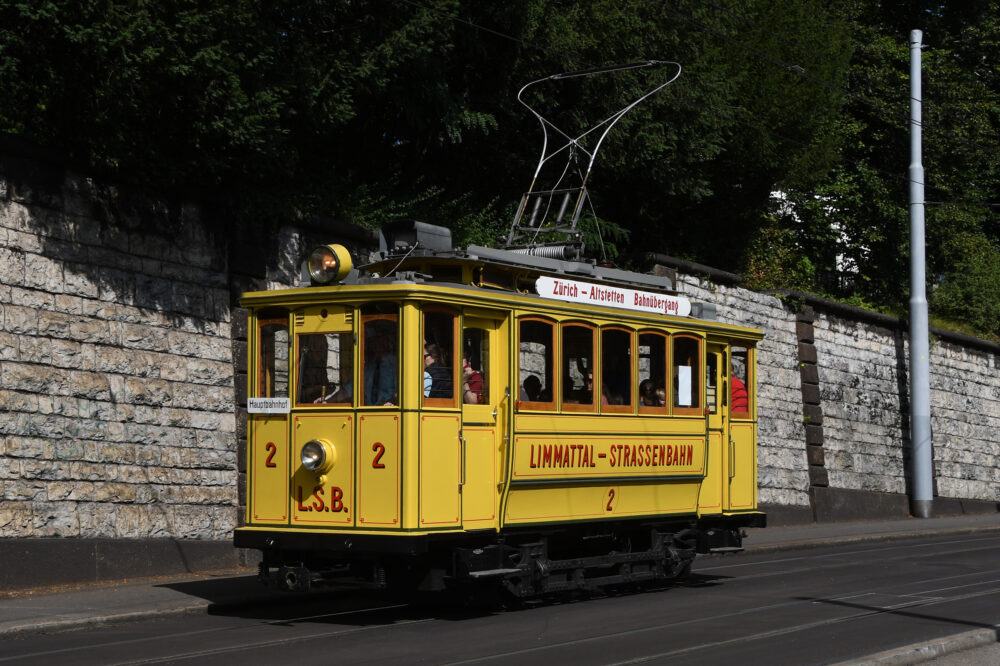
909,29,933,518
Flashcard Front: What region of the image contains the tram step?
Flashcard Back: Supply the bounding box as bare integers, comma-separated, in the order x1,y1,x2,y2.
467,568,524,579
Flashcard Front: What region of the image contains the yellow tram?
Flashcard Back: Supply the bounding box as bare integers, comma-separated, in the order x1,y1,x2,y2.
234,220,765,596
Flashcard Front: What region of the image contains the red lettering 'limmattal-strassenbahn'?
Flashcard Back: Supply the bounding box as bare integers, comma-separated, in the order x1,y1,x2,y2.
528,443,694,470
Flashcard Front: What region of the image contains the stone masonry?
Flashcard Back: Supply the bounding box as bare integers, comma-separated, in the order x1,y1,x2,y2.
0,156,237,544
676,271,1000,521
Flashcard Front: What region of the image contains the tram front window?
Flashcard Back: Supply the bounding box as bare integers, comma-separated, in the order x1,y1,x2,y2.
361,306,399,407
298,332,352,405
258,320,289,398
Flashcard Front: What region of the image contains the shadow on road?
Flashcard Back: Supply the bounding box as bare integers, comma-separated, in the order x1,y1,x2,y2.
158,572,731,626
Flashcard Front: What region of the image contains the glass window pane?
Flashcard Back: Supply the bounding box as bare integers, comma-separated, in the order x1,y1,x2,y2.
673,337,701,410
298,332,352,405
638,332,667,409
562,325,594,407
519,320,553,406
424,311,455,402
706,351,719,414
258,322,289,398
362,309,399,406
601,328,632,407
731,346,750,414
462,328,489,404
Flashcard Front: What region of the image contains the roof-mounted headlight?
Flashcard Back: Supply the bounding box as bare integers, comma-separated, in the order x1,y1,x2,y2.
306,244,352,285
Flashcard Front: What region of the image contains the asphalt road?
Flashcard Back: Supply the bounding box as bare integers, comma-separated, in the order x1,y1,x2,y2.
3,531,1000,665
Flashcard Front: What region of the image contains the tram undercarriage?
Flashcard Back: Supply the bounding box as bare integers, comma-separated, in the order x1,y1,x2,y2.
248,514,763,598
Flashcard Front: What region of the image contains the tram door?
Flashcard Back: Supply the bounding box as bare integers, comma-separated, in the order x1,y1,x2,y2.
460,314,509,528
704,344,727,514
706,342,757,512
248,317,291,525
727,345,756,510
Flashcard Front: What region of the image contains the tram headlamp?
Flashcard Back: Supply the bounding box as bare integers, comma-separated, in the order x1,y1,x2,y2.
300,439,336,473
306,244,352,285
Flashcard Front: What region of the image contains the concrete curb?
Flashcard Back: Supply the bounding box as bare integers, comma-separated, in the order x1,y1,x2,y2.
836,628,999,665
0,602,207,637
742,523,1000,554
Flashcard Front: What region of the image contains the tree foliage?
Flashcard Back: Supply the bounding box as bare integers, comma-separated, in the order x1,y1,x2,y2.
767,1,1000,337
2,0,999,336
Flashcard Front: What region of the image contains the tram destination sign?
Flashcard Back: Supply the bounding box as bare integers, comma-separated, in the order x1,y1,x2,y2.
247,397,291,414
535,275,691,317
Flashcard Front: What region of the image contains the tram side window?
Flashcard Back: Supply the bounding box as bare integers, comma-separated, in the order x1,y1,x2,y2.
673,336,701,413
258,320,289,398
638,332,667,411
462,328,489,404
562,324,595,410
298,332,353,405
518,319,553,408
601,328,632,410
424,310,456,405
706,352,719,415
361,306,399,407
730,345,751,417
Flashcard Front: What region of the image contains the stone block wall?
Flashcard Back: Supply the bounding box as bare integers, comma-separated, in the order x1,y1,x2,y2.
676,271,1000,519
926,340,1000,500
0,156,238,543
811,310,1000,505
815,313,909,495
676,275,811,509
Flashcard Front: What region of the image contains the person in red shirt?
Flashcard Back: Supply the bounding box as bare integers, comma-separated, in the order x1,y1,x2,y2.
462,357,484,404
730,373,749,412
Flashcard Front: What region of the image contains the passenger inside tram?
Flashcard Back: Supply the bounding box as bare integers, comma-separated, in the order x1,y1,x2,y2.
462,357,483,404
363,328,398,406
424,343,453,398
521,374,542,401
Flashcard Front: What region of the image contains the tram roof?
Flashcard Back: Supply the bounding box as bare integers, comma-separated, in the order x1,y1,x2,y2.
240,222,768,338
362,219,677,293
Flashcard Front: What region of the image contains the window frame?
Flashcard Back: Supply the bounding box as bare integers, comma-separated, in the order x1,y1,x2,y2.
600,326,634,414
729,344,753,420
460,323,491,406
517,316,557,411
559,321,597,413
359,309,400,408
295,330,354,407
256,315,289,399
422,306,460,409
672,333,704,416
637,330,669,416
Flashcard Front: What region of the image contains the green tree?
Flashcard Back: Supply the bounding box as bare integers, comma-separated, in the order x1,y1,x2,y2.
17,1,1000,337
0,1,857,236
765,2,1000,337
